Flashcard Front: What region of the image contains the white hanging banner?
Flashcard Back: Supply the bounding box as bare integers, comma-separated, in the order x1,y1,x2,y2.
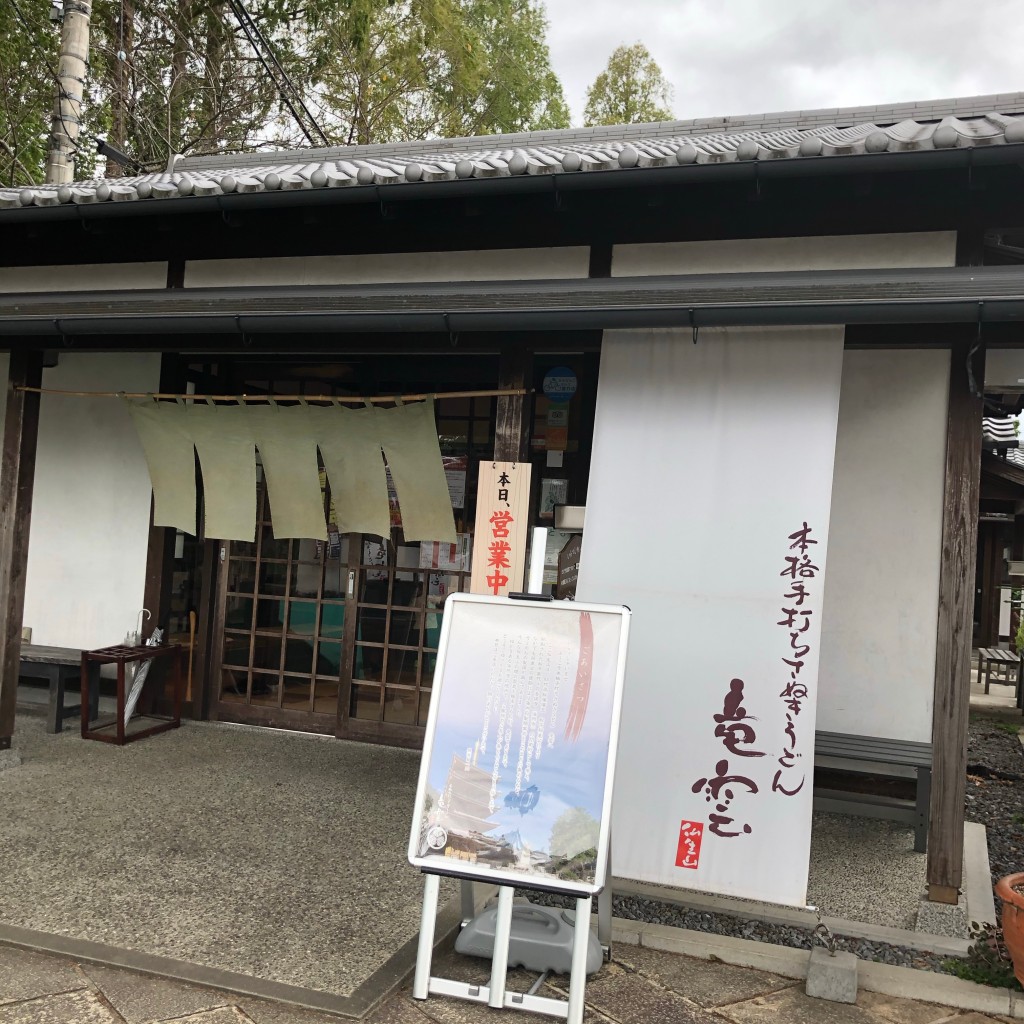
576,326,845,908
470,461,532,597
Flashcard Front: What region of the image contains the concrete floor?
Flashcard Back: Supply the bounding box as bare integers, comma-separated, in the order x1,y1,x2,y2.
0,704,980,1012
0,714,455,1001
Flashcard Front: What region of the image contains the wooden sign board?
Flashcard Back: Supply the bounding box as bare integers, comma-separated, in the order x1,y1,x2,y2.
469,461,532,597
408,593,631,896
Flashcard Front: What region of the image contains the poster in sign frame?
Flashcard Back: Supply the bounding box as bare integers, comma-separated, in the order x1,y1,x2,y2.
408,593,631,897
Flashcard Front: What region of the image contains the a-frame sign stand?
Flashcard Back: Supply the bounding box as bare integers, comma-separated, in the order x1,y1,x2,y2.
407,593,631,1023
414,878,593,1022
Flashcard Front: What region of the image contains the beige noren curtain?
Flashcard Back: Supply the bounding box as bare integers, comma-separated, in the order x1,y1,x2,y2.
126,398,456,543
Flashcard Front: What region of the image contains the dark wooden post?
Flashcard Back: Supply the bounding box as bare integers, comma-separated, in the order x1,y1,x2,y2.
0,350,43,750
495,344,531,463
927,336,985,903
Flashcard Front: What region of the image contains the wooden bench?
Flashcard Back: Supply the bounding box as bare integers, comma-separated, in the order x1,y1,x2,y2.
18,644,99,734
813,730,932,853
977,647,1021,694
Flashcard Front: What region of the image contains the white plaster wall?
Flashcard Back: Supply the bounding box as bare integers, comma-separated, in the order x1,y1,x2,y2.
817,348,950,743
21,353,160,649
0,263,167,292
611,231,956,277
184,247,590,287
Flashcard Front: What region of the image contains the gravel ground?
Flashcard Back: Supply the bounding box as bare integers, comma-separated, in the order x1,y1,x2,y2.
965,714,1024,900
530,716,1024,976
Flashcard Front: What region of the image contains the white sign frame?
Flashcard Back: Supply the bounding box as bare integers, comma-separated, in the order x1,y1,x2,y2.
408,593,631,897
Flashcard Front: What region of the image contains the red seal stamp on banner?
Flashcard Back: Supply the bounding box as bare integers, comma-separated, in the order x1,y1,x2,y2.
675,820,704,869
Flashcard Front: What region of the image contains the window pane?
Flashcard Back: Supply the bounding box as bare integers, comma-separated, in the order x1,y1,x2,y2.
317,641,343,675
252,636,282,671
283,637,314,674
227,560,255,593
386,650,418,685
322,564,346,599
260,525,290,560
422,650,438,687
354,645,383,682
350,683,381,721
292,561,321,598
255,598,285,632
287,600,317,636
314,678,339,714
389,608,422,648
250,673,279,706
224,597,253,631
418,689,432,725
282,675,311,709
223,633,250,668
357,604,387,648
319,603,345,639
259,561,288,594
384,687,417,724
220,668,248,702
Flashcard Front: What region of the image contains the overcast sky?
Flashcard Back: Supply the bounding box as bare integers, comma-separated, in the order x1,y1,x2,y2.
543,0,1024,126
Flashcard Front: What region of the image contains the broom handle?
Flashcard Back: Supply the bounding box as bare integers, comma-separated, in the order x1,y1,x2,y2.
187,610,196,703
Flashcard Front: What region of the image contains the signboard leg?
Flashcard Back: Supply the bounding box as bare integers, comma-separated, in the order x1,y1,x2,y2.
487,886,515,1008
597,886,612,958
566,896,593,1024
597,835,612,958
413,873,440,1001
460,878,476,926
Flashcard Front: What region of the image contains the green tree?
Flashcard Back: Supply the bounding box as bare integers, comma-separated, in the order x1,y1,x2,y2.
312,0,569,146
1,0,570,185
87,0,310,171
0,2,61,186
583,42,673,127
548,806,599,859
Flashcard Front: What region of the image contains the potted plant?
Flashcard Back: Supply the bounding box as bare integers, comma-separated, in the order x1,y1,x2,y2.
996,874,1024,984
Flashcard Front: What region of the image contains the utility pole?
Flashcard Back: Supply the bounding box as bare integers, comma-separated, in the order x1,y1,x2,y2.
44,0,93,184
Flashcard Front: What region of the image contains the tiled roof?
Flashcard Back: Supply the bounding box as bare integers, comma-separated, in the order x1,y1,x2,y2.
3,92,1024,211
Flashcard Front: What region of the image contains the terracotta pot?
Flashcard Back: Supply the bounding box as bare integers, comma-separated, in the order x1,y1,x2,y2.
995,872,1024,985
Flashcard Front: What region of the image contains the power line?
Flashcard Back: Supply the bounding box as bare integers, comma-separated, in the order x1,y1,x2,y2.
225,0,330,147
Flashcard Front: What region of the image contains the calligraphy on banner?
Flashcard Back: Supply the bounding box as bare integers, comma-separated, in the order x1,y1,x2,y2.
469,461,532,598
688,522,821,848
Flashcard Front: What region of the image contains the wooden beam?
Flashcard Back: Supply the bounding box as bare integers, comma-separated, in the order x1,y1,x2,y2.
927,336,985,902
0,351,43,750
494,345,532,463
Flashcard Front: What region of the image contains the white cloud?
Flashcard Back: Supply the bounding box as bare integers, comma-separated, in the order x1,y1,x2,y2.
542,0,1024,125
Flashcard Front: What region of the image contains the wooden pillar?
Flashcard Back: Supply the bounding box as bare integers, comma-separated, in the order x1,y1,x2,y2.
0,351,43,750
927,336,985,903
495,344,531,463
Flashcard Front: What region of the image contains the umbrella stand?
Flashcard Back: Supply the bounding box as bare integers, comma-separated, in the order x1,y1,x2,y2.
123,626,163,729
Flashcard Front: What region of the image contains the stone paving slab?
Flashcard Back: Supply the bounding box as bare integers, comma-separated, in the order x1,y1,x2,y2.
1,933,1020,1024
78,962,232,1023
613,940,793,1008
0,988,123,1024
856,989,960,1024
0,944,88,1005
171,1011,255,1023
